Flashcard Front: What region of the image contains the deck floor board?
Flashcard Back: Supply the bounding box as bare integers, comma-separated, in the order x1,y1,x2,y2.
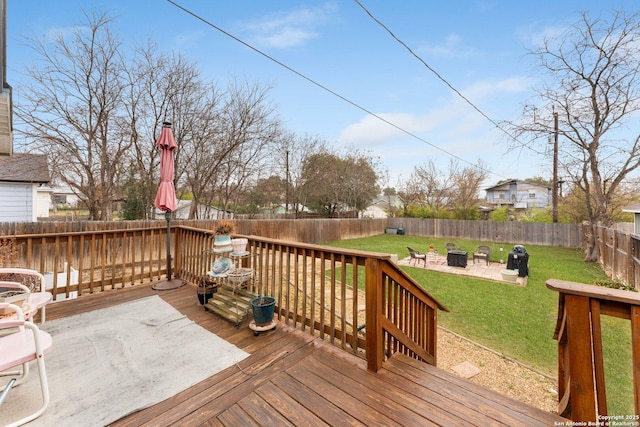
40,282,567,426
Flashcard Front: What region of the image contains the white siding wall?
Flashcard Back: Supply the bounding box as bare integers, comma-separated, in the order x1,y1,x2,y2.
0,182,36,221
36,189,51,218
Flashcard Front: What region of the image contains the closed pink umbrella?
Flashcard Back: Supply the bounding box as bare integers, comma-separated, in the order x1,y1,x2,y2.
154,122,178,212
152,122,185,290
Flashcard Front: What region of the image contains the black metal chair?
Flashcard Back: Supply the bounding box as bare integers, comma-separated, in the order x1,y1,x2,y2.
445,242,457,252
472,245,491,265
407,247,427,267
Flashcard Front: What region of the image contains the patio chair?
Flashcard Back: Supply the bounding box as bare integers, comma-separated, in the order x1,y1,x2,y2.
0,281,38,322
445,242,458,252
472,245,491,265
407,247,427,266
0,269,52,324
0,302,53,426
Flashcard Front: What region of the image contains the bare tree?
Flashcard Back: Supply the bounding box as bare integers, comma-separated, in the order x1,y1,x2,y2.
448,160,488,219
15,12,128,220
516,9,640,261
395,174,423,216
413,160,453,214
123,42,208,219
213,79,281,217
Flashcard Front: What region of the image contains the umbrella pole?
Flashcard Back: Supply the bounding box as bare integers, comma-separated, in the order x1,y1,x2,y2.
152,210,185,290
165,210,172,280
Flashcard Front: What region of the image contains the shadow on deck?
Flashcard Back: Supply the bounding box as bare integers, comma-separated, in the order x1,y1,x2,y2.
42,283,565,426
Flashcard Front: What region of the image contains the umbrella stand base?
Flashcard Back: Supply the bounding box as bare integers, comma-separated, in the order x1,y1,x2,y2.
152,278,187,291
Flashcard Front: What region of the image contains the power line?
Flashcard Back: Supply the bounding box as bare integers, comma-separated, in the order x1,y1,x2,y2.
167,0,509,179
352,0,541,156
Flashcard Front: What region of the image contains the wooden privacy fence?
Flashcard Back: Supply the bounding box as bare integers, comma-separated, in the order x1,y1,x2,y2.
594,225,640,289
546,279,640,421
1,217,583,247
0,219,388,245
175,227,448,369
388,218,582,248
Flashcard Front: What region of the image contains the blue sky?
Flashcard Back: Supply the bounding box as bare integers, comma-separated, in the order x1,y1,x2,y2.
6,0,637,188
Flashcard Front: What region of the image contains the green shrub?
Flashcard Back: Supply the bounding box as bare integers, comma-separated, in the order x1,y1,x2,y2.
595,277,637,292
489,206,510,222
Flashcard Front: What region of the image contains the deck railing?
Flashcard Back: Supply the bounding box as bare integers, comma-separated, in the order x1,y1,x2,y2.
546,279,640,421
176,227,448,370
5,226,169,299
5,225,447,370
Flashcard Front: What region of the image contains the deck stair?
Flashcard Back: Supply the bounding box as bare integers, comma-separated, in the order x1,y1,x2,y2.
204,285,258,325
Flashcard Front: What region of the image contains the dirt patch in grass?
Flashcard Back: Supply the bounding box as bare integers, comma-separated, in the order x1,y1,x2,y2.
437,327,559,413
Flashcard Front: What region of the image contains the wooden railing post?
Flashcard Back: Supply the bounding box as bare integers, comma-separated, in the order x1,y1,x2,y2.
548,279,640,421
632,306,640,412
365,257,382,372
564,294,597,421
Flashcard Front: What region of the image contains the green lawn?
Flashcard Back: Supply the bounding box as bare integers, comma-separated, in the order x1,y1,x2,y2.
323,234,634,415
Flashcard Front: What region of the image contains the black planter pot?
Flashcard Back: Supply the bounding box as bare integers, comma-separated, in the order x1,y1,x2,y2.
250,296,276,325
197,286,216,305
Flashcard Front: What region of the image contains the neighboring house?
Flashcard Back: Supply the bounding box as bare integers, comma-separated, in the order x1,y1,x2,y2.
622,203,640,235
36,184,54,218
254,204,311,217
361,194,402,219
484,180,551,210
51,185,80,209
156,200,233,220
0,153,52,221
270,204,310,215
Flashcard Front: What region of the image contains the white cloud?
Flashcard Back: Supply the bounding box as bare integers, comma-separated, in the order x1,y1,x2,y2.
521,23,568,48
462,76,532,99
338,112,439,146
241,3,337,49
339,76,530,148
416,33,478,58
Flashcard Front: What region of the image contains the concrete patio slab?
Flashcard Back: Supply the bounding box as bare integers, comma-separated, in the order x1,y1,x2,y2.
397,253,528,286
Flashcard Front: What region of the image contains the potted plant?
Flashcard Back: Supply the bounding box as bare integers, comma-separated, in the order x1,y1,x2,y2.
197,276,217,305
213,219,236,247
250,296,276,326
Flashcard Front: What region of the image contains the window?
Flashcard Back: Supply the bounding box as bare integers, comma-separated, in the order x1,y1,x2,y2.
529,191,536,199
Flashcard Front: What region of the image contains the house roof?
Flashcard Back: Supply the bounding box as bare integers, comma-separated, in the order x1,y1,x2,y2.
622,202,640,213
0,153,50,183
485,179,550,192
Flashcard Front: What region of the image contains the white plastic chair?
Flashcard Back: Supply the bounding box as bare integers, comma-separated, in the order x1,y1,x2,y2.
0,269,52,324
0,302,53,426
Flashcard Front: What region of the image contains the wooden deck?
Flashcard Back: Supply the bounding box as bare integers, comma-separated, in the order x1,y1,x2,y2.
43,283,567,427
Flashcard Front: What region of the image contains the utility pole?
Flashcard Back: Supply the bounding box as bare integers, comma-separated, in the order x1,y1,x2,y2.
285,150,290,218
552,111,559,223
